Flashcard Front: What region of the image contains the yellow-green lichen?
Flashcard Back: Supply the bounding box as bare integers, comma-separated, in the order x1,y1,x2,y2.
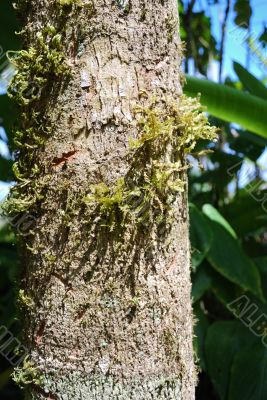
12,356,43,388
58,0,77,5
18,289,34,309
44,253,57,262
129,294,141,307
57,0,95,11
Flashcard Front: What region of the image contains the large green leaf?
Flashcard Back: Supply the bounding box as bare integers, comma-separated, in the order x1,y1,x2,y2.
233,62,267,101
226,128,265,162
229,342,267,400
189,203,213,270
203,204,237,239
205,321,256,400
192,264,212,302
194,302,209,371
254,257,267,300
184,76,267,138
237,130,267,148
192,262,241,306
223,190,267,236
208,265,241,307
206,220,263,300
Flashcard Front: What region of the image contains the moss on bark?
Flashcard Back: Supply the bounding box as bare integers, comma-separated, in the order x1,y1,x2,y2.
6,0,211,398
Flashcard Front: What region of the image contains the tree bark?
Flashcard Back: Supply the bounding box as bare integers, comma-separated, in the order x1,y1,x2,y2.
12,0,195,398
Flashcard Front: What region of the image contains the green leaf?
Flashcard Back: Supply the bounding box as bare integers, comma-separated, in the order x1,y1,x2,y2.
254,257,267,301
192,264,212,302
239,130,267,148
223,190,267,236
184,76,267,138
208,265,241,306
194,302,209,371
229,342,267,400
227,129,265,162
206,220,264,300
233,0,252,28
233,62,267,101
192,262,241,306
205,321,256,400
189,203,213,270
203,204,237,238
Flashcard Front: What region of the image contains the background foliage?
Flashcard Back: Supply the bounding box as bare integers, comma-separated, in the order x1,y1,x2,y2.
0,0,266,398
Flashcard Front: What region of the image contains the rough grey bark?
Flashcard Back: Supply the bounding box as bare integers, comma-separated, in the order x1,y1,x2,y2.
13,0,195,398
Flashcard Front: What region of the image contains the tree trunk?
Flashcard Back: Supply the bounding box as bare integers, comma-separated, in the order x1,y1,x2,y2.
10,0,196,398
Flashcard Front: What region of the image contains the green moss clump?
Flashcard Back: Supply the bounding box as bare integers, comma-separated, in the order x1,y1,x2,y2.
12,357,43,388
132,95,216,154
84,95,217,234
14,124,46,150
18,289,34,309
3,172,50,218
84,178,126,231
8,25,70,106
4,25,70,219
57,0,95,12
58,0,77,5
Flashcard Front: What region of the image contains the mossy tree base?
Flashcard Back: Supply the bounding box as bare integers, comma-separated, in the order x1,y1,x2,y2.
26,374,183,400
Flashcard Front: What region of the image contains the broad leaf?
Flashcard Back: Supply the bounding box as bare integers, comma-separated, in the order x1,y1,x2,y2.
203,204,237,238
229,342,267,400
192,264,212,302
193,262,240,306
189,203,213,269
227,129,265,162
208,265,241,306
205,321,255,400
233,62,267,101
223,190,267,236
254,257,267,300
194,302,209,371
206,220,263,300
184,76,267,138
